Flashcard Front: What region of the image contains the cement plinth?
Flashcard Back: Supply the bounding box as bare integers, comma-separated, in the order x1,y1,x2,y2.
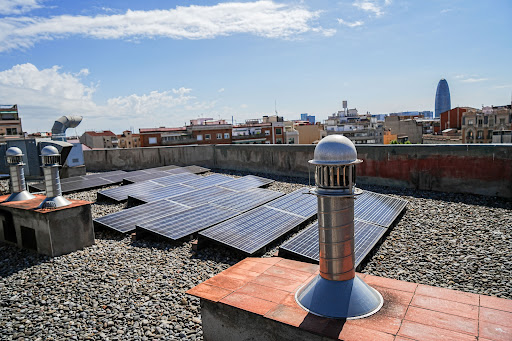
0,194,94,256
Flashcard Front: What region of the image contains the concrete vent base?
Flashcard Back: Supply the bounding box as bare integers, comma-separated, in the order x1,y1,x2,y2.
296,275,383,319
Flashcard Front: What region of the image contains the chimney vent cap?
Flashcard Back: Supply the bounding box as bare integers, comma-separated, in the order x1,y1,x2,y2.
6,147,23,157
40,146,60,156
309,135,361,165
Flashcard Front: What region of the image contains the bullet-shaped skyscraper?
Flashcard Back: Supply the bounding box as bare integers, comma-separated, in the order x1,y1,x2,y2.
435,79,451,118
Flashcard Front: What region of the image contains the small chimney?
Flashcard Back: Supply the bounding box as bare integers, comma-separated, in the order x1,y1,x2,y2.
295,135,383,319
4,147,36,202
37,146,71,209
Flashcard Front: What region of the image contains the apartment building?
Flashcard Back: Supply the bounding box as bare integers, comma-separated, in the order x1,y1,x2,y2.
462,105,512,143
117,130,141,148
80,131,118,149
0,104,23,140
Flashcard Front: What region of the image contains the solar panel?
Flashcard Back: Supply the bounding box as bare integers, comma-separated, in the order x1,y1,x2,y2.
213,188,284,212
264,187,317,219
183,165,210,174
218,175,274,191
136,204,239,240
199,206,305,255
94,199,191,233
122,168,190,184
354,191,408,228
29,170,128,192
97,181,167,202
127,183,196,205
150,173,200,186
178,174,233,189
279,219,386,267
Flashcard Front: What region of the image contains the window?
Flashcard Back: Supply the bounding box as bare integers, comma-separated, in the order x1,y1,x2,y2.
468,119,474,125
484,116,488,124
487,130,493,139
224,133,230,139
489,119,494,126
6,128,17,135
197,134,203,141
477,130,483,139
500,118,505,125
205,134,211,140
467,131,473,139
276,138,283,144
148,137,157,144
275,128,282,135
265,130,270,136
217,133,222,139
288,138,295,144
462,117,466,125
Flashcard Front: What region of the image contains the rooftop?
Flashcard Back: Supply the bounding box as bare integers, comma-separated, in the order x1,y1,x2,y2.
0,168,510,340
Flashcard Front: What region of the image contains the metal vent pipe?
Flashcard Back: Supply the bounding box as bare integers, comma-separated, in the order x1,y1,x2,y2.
4,147,36,202
295,135,383,319
51,115,82,142
37,146,71,209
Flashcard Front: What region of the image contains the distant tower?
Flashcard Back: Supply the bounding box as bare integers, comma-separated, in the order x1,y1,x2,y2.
435,79,451,118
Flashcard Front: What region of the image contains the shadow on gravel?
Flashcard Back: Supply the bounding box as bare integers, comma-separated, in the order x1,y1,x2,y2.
0,244,51,278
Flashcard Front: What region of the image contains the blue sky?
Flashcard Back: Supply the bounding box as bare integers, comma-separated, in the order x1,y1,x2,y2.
0,0,511,134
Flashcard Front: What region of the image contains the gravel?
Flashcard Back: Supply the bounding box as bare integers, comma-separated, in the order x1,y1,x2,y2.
1,169,511,340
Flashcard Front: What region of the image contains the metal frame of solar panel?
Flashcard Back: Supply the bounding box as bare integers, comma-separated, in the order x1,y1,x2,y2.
93,199,192,234
198,188,316,255
279,220,386,268
136,188,283,240
28,170,128,193
127,174,233,204
97,172,200,202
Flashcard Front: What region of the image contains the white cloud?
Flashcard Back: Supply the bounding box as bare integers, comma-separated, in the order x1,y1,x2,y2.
0,0,43,15
493,84,511,89
0,63,207,132
218,88,225,93
352,0,390,17
337,18,364,27
461,77,488,83
0,1,334,52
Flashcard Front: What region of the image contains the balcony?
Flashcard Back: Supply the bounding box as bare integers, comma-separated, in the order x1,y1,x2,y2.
161,137,197,146
232,133,267,140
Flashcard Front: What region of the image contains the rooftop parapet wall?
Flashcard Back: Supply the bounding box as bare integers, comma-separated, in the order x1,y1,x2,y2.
84,144,512,198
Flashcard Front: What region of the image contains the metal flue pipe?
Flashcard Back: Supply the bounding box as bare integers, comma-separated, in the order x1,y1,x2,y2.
37,146,71,209
295,135,383,319
4,147,36,202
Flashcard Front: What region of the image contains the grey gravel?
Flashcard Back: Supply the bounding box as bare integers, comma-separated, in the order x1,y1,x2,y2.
0,169,511,340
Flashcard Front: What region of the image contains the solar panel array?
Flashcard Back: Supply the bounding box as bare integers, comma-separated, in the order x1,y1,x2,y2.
279,220,386,266
29,170,128,193
354,191,408,227
198,188,316,255
136,188,284,240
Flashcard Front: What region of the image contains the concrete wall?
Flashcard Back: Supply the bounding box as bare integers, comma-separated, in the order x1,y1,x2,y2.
84,144,512,198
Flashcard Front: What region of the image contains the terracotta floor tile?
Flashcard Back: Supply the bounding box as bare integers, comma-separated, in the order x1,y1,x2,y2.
415,284,479,306
365,275,418,293
394,337,416,341
265,303,308,327
264,264,312,282
232,259,274,273
374,285,415,307
280,293,300,308
480,295,512,313
479,307,512,328
275,258,319,274
219,292,277,316
345,313,402,335
479,320,512,341
398,320,477,341
410,294,479,320
251,273,304,292
356,272,367,279
220,266,261,280
248,257,283,265
236,282,290,303
404,306,478,336
185,283,232,302
374,299,408,320
203,273,248,291
338,323,395,341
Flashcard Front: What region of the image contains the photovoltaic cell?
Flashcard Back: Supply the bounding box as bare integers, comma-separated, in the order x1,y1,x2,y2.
136,204,239,240
354,191,408,228
150,173,200,186
93,199,191,233
178,174,233,189
199,206,305,255
217,175,274,191
279,220,386,267
167,186,238,208
213,188,284,212
122,168,190,184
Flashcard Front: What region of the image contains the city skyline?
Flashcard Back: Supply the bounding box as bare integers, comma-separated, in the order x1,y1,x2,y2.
0,0,511,134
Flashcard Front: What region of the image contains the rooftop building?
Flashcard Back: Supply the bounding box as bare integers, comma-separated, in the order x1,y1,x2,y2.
435,78,451,118
0,104,24,140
